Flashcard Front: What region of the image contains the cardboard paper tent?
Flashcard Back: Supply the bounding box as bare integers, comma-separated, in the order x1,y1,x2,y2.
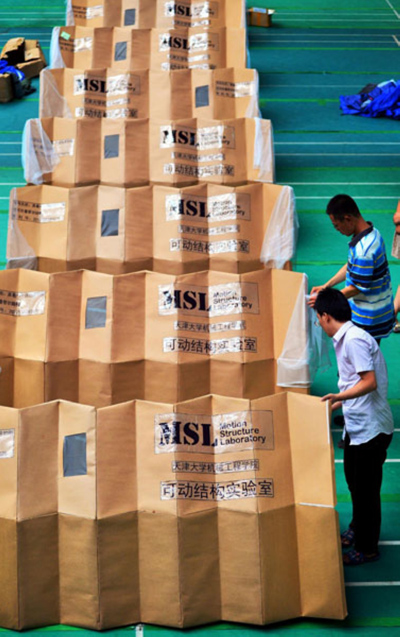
7,183,297,274
66,0,246,29
0,268,309,408
0,393,347,630
22,117,274,187
40,67,260,120
50,26,246,71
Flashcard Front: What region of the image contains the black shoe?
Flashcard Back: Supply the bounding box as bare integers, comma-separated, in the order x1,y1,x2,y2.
334,415,345,427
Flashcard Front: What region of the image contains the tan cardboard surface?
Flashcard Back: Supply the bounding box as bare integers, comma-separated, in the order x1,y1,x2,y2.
41,67,259,120
53,26,246,70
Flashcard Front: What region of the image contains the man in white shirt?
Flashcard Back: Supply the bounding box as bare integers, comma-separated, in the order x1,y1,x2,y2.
314,288,394,566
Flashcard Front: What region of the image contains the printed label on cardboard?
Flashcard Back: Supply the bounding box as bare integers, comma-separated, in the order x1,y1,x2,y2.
160,125,234,151
159,31,219,53
174,319,246,333
155,410,274,454
163,335,257,355
86,4,104,18
16,200,66,223
177,223,240,235
171,151,224,163
165,193,251,222
74,73,86,95
163,163,235,177
189,32,218,52
164,1,219,20
160,477,274,500
74,36,93,52
170,238,249,253
0,429,15,459
0,290,46,316
74,74,140,96
158,282,259,316
172,458,259,474
53,138,75,157
215,80,255,98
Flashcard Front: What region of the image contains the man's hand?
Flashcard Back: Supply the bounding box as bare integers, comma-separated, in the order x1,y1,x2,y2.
321,393,340,405
308,285,325,307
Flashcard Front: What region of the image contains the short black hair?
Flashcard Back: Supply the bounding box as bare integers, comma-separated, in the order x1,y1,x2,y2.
326,194,361,220
314,287,352,322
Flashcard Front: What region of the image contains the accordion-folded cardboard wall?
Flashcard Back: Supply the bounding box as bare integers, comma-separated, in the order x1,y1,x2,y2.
51,26,246,71
23,117,274,187
40,67,260,120
8,182,296,274
0,393,346,630
66,0,246,29
0,268,307,407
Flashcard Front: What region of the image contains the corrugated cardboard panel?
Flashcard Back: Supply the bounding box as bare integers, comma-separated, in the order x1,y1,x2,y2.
58,401,96,518
18,515,59,629
296,505,347,620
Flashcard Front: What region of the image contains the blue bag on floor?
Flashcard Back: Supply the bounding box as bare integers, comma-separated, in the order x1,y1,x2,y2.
340,79,400,119
0,59,34,99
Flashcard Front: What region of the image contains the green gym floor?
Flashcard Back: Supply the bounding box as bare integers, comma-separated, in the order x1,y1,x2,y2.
1,0,400,635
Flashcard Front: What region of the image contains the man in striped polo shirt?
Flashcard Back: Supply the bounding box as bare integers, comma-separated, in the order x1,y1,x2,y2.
310,194,395,342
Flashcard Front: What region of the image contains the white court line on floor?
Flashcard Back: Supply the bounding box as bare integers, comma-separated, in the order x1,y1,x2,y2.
297,196,399,199
335,459,400,463
253,18,400,22
331,428,400,433
380,541,400,545
393,34,400,45
0,154,24,157
252,39,395,43
0,183,24,187
255,31,398,35
0,11,64,14
279,183,400,186
276,153,400,156
270,11,394,14
385,0,400,20
346,582,400,586
275,142,400,145
0,142,22,145
260,85,365,88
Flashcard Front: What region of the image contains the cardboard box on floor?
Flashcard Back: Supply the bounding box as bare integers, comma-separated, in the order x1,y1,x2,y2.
1,38,46,79
51,26,246,71
66,0,245,28
247,7,275,28
8,183,296,275
0,394,346,629
0,74,14,103
40,67,260,120
0,38,25,66
16,40,46,79
0,269,308,407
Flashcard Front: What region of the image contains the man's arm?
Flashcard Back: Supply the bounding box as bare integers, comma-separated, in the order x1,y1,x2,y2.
340,284,359,299
308,264,348,306
321,370,377,404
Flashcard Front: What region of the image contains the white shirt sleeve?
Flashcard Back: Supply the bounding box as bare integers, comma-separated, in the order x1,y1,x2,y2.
345,336,374,375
